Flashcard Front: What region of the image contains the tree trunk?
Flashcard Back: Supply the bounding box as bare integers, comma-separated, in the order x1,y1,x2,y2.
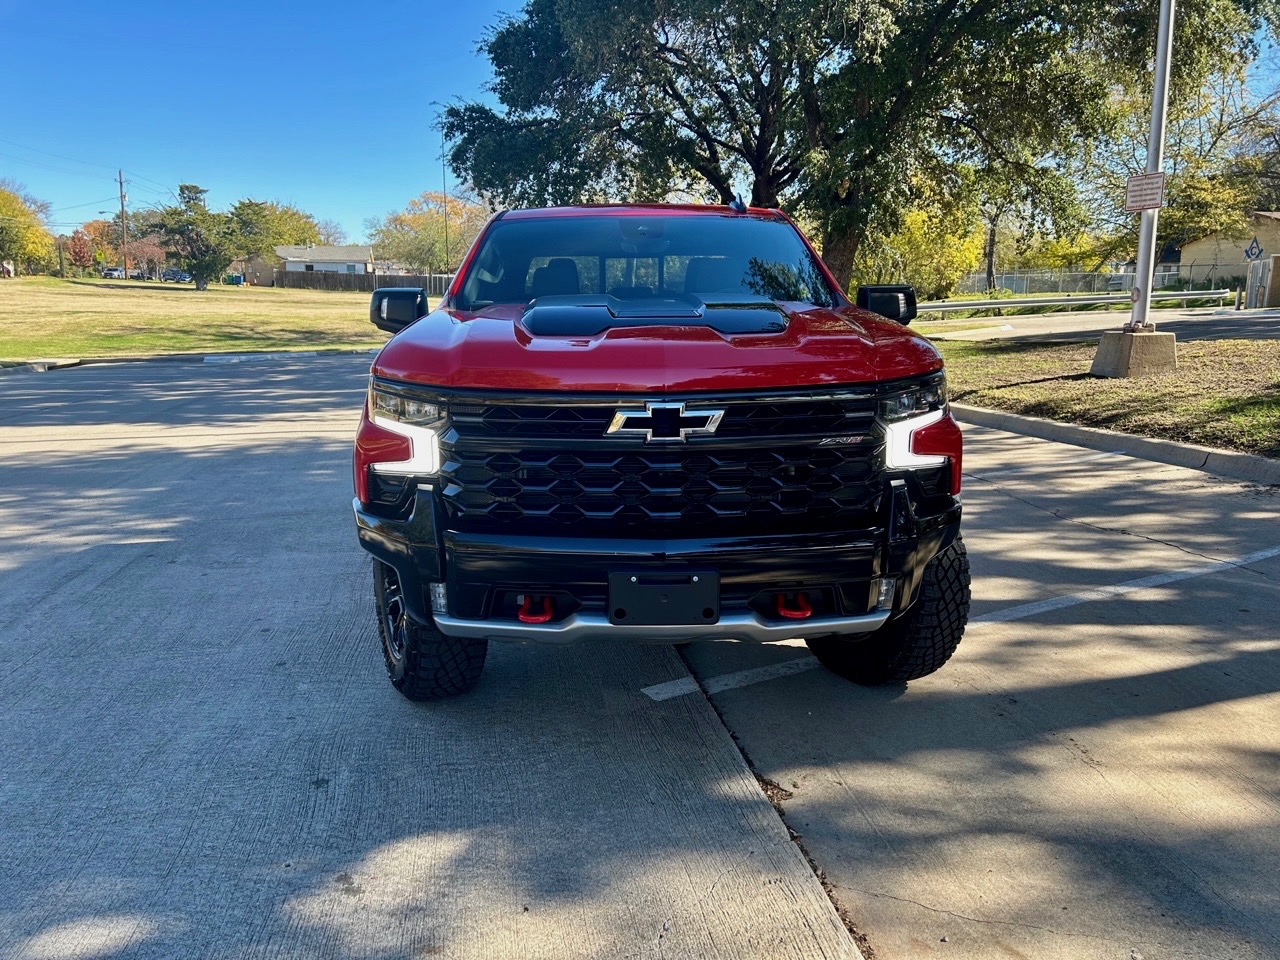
984,221,997,292
195,276,208,291
820,229,859,295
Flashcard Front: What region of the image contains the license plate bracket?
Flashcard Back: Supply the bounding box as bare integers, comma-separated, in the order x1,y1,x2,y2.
608,571,720,626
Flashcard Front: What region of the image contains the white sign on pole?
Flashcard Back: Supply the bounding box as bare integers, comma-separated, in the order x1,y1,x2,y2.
1125,172,1167,212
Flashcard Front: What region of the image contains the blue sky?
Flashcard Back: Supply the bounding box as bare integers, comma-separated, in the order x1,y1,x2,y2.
0,0,516,241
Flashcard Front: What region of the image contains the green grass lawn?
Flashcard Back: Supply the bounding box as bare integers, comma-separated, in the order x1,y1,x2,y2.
940,338,1280,458
5,277,1274,459
0,276,397,361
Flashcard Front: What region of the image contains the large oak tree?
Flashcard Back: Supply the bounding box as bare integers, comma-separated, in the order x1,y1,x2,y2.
445,0,1270,289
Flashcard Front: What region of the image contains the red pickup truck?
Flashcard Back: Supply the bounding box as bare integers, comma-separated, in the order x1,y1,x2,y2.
353,204,969,699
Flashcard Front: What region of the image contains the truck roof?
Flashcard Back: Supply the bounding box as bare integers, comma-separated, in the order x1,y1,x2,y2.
500,203,788,221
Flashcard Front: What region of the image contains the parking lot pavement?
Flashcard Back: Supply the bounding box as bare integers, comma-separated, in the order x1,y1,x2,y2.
0,357,858,960
681,426,1280,959
3,358,1278,960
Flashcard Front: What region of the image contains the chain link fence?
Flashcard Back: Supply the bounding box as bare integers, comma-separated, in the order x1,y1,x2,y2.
957,263,1249,296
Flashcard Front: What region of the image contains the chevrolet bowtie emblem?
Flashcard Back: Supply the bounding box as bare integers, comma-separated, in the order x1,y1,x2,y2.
606,401,725,442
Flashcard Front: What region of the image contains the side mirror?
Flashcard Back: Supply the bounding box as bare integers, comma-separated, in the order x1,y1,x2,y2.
370,287,428,334
856,284,918,325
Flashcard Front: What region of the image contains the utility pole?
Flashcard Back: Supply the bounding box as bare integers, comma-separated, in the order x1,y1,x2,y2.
1127,0,1176,331
441,127,450,276
117,169,129,276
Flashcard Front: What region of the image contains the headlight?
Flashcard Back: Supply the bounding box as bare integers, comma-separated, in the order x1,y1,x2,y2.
363,384,444,479
370,387,443,426
880,373,962,495
879,374,946,422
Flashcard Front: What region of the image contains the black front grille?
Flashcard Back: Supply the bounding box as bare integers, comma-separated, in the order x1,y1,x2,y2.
450,403,613,438
438,392,885,534
440,446,881,533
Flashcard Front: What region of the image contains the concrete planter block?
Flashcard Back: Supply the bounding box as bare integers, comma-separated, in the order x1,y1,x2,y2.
1089,330,1178,378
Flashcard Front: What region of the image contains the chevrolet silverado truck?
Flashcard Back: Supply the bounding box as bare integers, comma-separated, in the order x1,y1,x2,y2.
353,204,969,700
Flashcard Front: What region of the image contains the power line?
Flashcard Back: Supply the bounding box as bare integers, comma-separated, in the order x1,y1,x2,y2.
125,181,172,198
0,136,119,171
124,169,175,191
0,151,115,180
48,197,120,213
0,213,91,226
0,136,177,201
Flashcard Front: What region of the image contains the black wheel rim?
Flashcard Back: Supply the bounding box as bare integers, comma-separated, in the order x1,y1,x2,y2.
380,564,408,662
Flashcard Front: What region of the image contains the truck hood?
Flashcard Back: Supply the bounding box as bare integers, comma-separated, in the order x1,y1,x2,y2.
371,301,943,393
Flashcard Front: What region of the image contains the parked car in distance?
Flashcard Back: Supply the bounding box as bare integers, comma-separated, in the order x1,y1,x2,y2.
161,268,182,282
129,270,148,281
102,267,125,279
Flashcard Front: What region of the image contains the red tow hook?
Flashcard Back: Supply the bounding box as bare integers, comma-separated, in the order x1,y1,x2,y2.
775,592,813,619
518,595,553,624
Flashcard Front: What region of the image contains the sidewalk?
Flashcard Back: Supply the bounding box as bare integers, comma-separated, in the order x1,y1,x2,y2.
925,306,1280,343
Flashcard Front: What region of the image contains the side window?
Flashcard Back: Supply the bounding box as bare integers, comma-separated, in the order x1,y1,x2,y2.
460,242,509,309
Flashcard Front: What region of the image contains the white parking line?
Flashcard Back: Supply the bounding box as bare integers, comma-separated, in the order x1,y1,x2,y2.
641,676,703,701
642,542,1280,702
971,543,1280,624
644,657,823,702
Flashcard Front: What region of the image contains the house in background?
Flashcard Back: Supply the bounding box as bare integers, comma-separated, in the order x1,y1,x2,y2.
274,244,375,275
1178,211,1280,284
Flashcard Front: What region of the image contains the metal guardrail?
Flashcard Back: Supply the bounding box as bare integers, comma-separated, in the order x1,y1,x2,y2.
918,289,1231,313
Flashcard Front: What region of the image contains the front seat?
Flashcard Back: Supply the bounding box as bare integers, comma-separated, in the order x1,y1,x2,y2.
529,258,581,299
684,257,744,297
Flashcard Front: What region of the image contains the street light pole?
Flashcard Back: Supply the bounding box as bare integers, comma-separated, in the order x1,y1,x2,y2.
1128,0,1177,331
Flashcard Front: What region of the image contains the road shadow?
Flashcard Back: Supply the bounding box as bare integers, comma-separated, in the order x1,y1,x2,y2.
0,353,371,429
0,359,854,960
678,435,1280,956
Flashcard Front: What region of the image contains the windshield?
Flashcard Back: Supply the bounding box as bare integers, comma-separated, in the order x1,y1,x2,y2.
455,214,837,311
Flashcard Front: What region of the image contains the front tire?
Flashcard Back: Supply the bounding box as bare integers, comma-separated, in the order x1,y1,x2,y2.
806,536,970,685
373,561,487,700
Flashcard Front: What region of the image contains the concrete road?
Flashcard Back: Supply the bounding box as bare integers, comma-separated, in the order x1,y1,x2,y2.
2,356,1278,959
925,305,1280,343
0,357,856,960
681,430,1280,959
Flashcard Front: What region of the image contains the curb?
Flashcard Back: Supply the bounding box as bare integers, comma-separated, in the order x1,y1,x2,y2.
0,359,83,377
923,324,1014,340
952,403,1280,486
0,348,381,376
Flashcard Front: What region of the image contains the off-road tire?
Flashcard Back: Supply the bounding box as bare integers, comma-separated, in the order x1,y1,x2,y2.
373,561,487,700
806,536,970,685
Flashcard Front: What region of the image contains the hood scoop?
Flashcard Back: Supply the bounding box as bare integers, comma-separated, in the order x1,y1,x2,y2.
521,294,789,337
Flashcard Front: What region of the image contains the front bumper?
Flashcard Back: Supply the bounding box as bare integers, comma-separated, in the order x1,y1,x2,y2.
353,477,960,644
432,608,891,645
